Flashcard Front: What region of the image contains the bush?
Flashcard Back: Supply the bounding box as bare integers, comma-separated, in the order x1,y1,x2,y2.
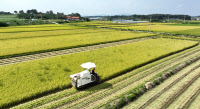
134,90,142,97
117,96,126,107
170,70,174,75
153,79,160,85
57,21,69,24
140,85,147,91
104,103,112,109
127,94,136,101
0,22,9,27
158,77,163,82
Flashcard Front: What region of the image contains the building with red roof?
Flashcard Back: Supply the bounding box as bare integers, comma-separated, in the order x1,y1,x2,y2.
66,16,80,20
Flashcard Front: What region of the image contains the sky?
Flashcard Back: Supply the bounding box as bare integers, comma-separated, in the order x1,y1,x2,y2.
0,0,200,16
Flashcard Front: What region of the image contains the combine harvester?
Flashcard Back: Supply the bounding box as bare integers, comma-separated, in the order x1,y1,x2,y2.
70,62,101,89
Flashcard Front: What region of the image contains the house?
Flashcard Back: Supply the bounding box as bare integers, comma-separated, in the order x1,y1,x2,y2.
66,16,72,20
89,17,102,20
66,16,80,20
31,19,37,21
112,19,147,23
72,17,80,20
191,16,200,20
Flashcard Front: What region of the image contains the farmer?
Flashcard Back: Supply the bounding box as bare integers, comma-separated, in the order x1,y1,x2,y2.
92,68,98,81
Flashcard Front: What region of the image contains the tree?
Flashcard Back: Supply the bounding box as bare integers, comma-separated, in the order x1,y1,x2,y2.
0,22,9,27
19,10,24,14
31,9,38,14
27,10,31,14
46,11,50,14
14,11,18,14
68,13,81,17
85,18,90,22
49,10,54,14
27,9,38,14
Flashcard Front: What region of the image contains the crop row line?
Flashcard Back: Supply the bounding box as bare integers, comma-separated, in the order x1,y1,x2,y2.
139,63,200,109
188,89,200,109
182,87,200,109
169,78,200,109
0,37,151,66
161,73,200,109
123,59,200,109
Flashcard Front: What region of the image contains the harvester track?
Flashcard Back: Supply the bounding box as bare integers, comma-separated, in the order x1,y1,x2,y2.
138,64,200,109
123,60,200,109
167,78,200,109
159,69,200,109
181,87,200,109
0,38,151,66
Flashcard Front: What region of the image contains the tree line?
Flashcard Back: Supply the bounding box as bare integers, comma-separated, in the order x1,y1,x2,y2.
108,14,191,21
0,11,12,15
14,9,81,20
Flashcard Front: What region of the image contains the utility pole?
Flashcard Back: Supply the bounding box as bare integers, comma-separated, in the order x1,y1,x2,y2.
103,16,106,28
168,16,169,22
184,16,186,23
23,16,24,24
149,16,152,32
34,14,36,22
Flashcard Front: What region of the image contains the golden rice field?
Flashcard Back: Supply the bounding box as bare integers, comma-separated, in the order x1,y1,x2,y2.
0,25,155,58
1,23,200,109
74,21,200,36
0,24,87,33
0,38,197,108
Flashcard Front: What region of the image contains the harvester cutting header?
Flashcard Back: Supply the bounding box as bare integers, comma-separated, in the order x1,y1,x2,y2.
70,62,101,88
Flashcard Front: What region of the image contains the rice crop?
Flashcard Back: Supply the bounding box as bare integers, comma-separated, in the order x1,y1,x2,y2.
0,38,197,108
76,21,200,36
0,27,155,57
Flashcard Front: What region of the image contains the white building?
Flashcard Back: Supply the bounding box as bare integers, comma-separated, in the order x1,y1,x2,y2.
112,20,147,23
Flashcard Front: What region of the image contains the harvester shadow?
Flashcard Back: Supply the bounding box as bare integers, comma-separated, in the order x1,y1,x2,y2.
77,82,113,91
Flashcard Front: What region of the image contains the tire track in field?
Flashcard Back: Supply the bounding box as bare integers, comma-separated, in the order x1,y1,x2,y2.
139,64,200,109
181,87,200,109
188,92,200,109
11,45,200,109
167,78,200,109
56,46,200,109
160,71,200,109
123,60,200,109
0,37,151,66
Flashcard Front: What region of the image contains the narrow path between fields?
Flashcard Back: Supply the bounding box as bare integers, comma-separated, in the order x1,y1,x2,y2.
0,37,152,66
